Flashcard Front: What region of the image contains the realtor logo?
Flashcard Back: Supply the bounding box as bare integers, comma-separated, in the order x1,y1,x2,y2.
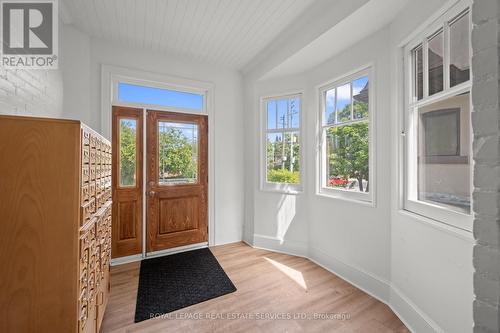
1,0,58,69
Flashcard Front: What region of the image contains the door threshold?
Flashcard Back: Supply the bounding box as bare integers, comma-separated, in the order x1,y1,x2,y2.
110,254,143,266
111,242,209,266
146,242,208,259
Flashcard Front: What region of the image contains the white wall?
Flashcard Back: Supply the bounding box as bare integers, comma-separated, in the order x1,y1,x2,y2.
304,26,392,295
59,28,245,246
389,0,474,331
61,25,91,126
248,73,310,255
243,0,474,332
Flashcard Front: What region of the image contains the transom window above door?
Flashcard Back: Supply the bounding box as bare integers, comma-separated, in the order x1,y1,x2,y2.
113,78,206,113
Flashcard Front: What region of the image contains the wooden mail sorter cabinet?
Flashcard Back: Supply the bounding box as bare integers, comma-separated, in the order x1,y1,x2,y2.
0,115,112,333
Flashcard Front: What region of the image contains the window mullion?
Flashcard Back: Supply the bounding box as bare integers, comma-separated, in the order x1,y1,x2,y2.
334,87,338,125
423,38,429,99
350,82,354,120
444,21,451,90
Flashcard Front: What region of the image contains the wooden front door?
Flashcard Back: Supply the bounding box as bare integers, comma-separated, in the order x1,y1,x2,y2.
146,110,208,252
111,106,143,258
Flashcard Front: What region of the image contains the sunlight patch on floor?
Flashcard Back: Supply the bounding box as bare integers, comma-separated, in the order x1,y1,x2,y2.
264,257,307,290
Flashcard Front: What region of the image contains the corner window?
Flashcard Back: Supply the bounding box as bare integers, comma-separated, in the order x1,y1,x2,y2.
319,68,373,203
404,5,472,230
261,94,302,192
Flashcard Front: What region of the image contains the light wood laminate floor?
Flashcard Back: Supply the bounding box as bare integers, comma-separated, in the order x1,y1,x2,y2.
101,242,409,333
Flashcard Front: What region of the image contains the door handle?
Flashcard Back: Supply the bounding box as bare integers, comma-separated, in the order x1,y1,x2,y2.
148,191,156,197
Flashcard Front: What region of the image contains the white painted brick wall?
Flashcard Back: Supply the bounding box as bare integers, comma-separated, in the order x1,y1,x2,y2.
0,67,63,118
472,0,500,332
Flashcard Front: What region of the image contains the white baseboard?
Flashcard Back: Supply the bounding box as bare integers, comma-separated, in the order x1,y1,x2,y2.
308,246,390,303
390,286,443,333
252,234,308,258
245,235,443,333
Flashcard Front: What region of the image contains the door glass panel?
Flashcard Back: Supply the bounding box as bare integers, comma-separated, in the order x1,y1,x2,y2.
450,11,470,87
119,118,137,187
158,121,198,185
428,30,444,95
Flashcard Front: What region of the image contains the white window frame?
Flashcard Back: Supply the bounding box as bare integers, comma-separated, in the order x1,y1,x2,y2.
317,66,375,204
260,92,303,194
402,0,473,231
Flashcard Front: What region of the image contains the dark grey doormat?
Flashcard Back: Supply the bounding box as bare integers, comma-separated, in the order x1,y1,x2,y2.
134,247,236,323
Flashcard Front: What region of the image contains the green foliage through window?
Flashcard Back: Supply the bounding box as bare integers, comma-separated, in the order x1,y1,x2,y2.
324,74,370,193
119,119,137,187
265,95,301,185
158,122,198,184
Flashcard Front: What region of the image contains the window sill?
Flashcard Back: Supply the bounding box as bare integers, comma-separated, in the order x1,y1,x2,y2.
260,183,303,195
397,209,473,241
404,199,472,231
316,189,374,207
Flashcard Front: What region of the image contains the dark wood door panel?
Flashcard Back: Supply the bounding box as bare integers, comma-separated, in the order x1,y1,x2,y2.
146,110,208,252
158,195,199,234
112,106,143,258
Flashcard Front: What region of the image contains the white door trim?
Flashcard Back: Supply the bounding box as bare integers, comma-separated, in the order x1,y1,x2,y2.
102,64,216,261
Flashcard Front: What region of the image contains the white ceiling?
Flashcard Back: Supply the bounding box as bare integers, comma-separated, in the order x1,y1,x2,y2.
62,0,317,70
261,0,411,79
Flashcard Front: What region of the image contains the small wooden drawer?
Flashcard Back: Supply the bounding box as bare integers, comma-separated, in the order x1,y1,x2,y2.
82,145,90,164
79,250,89,279
95,164,101,179
89,181,96,199
79,301,88,333
80,266,88,289
89,165,96,181
95,179,101,195
90,135,97,149
89,148,96,164
89,224,97,243
96,194,103,211
81,184,90,205
81,164,89,184
88,271,96,299
80,198,95,226
82,130,91,146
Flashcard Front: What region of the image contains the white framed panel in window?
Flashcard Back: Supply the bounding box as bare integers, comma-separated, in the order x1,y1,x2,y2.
403,0,472,231
318,67,374,204
260,93,303,193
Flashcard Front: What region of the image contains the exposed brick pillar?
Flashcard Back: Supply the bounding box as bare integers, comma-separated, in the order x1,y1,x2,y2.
472,1,500,332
